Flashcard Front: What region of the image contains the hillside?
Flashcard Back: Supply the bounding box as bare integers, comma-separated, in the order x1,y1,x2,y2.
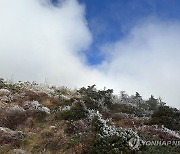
0,78,180,154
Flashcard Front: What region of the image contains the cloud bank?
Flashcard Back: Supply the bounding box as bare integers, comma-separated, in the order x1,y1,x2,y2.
100,20,180,108
0,0,109,87
0,0,179,108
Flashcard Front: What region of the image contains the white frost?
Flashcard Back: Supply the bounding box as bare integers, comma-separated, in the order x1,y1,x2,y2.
23,101,50,114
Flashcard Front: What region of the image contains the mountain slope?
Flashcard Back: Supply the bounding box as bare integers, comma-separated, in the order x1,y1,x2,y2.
0,79,179,154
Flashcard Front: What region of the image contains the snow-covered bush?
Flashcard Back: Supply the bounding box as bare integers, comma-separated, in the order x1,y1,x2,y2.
0,95,11,103
78,85,113,111
23,101,50,114
55,102,88,121
161,125,180,139
89,109,139,140
87,110,142,153
17,81,55,97
59,94,70,101
59,105,71,111
0,89,11,96
9,105,25,112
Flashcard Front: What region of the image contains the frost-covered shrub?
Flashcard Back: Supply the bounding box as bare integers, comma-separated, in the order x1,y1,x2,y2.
90,110,139,139
113,92,163,115
55,102,88,121
88,109,142,152
109,103,146,117
0,95,11,103
23,101,50,114
78,85,113,111
0,89,12,103
9,105,25,112
10,93,25,101
161,125,180,139
19,81,55,97
59,94,70,101
0,89,11,96
65,120,89,135
59,105,71,111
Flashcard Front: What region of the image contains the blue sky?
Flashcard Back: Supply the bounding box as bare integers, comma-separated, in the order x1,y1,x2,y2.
0,0,180,108
77,0,180,65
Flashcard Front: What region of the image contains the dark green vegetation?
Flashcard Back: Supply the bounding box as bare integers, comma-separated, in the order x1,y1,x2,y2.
55,102,88,121
0,79,179,154
149,106,180,130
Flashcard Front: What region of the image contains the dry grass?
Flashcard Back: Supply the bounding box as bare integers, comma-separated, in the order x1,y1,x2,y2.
20,121,68,153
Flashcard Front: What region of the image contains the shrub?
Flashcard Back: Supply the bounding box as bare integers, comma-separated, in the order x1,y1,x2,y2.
55,102,88,121
0,110,28,130
0,78,5,89
78,85,113,110
66,134,82,150
0,109,48,130
87,111,141,154
146,95,160,111
109,103,145,117
142,145,180,154
88,134,130,154
149,106,180,130
28,110,48,123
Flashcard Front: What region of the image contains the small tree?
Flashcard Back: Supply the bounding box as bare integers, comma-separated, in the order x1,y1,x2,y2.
0,78,5,89
146,95,159,111
78,85,113,110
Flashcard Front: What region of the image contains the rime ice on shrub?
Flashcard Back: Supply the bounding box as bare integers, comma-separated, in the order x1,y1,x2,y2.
59,94,71,101
19,82,55,97
161,125,180,139
88,109,141,143
0,95,11,103
23,101,50,114
0,89,11,96
10,105,25,112
59,105,71,111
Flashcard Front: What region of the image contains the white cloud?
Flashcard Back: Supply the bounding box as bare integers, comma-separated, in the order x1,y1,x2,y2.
100,20,180,108
0,0,179,108
0,0,109,88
